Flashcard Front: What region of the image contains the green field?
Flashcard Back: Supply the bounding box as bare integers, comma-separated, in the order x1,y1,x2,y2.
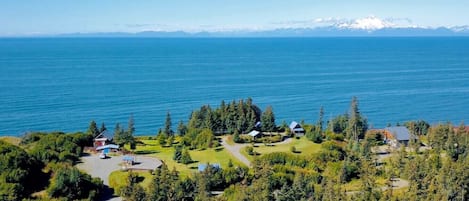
127,138,245,177
242,137,322,160
109,170,153,194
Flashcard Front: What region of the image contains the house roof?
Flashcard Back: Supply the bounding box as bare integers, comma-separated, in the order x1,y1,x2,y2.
94,138,107,141
289,121,302,130
94,130,110,140
248,130,261,137
384,126,412,141
198,163,221,172
96,144,119,150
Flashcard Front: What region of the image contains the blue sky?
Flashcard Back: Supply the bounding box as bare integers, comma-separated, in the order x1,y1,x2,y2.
1,0,468,35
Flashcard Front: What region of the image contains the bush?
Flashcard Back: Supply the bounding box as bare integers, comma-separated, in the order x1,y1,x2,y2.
180,149,193,164
47,165,103,200
290,146,297,153
245,146,255,155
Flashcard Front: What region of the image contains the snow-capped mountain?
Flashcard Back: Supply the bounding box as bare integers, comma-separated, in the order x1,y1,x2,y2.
55,16,469,38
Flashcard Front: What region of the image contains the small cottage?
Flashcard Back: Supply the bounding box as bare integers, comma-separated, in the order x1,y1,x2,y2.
383,126,414,147
289,121,305,136
248,130,262,139
94,131,111,147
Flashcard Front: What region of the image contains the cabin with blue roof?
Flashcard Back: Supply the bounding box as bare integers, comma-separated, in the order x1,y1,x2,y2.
383,126,414,147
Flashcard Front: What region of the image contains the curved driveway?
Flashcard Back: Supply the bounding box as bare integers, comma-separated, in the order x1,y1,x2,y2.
77,154,162,201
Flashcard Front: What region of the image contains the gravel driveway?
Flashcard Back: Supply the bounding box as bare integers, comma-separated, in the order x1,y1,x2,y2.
221,136,293,167
221,138,251,167
77,153,162,201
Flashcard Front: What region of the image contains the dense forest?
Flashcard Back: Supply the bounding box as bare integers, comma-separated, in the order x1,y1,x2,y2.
1,97,468,201
0,132,103,200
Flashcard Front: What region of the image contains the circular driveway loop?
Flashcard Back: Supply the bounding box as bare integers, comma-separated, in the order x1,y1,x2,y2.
77,154,162,201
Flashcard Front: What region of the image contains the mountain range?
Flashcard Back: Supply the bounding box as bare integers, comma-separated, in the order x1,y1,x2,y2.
58,26,469,37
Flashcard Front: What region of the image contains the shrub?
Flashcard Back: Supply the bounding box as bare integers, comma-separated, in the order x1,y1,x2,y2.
290,146,297,153
245,146,255,155
180,149,193,164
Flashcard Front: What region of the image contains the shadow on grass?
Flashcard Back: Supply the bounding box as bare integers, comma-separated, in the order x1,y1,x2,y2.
134,150,159,155
187,160,199,165
292,150,302,154
248,152,261,156
99,185,119,201
214,147,224,152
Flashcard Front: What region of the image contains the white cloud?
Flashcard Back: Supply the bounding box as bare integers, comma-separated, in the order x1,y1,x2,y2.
345,16,391,30
312,16,419,30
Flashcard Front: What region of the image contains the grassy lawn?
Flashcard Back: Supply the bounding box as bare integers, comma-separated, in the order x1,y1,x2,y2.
242,137,322,161
127,138,244,177
109,170,153,195
0,136,21,146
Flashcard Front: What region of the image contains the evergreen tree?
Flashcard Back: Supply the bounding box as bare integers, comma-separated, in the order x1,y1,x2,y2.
307,126,323,143
127,114,135,136
177,120,187,136
167,135,174,147
233,131,241,143
120,172,146,201
347,97,368,140
157,129,168,146
165,111,173,135
261,106,276,132
180,149,193,164
122,115,135,146
318,106,324,131
87,120,100,137
99,122,107,133
113,123,124,146
173,146,183,162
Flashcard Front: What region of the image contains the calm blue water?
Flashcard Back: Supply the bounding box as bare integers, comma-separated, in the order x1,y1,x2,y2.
1,37,468,136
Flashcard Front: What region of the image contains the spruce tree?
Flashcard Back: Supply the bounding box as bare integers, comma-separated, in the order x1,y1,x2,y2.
261,106,276,132
180,149,193,164
165,111,173,135
125,115,135,145
113,123,123,145
99,122,107,133
347,97,367,140
318,106,324,131
177,120,187,136
87,120,99,137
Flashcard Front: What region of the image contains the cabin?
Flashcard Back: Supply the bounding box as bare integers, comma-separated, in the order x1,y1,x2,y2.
383,126,414,148
248,130,262,139
198,163,221,172
289,121,305,137
93,131,111,147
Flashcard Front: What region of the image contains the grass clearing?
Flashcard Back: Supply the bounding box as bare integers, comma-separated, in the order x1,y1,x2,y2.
241,137,322,161
128,138,244,177
0,136,21,146
109,170,153,195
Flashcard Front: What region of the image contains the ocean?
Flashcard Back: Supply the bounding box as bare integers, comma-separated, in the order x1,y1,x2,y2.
1,37,468,136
